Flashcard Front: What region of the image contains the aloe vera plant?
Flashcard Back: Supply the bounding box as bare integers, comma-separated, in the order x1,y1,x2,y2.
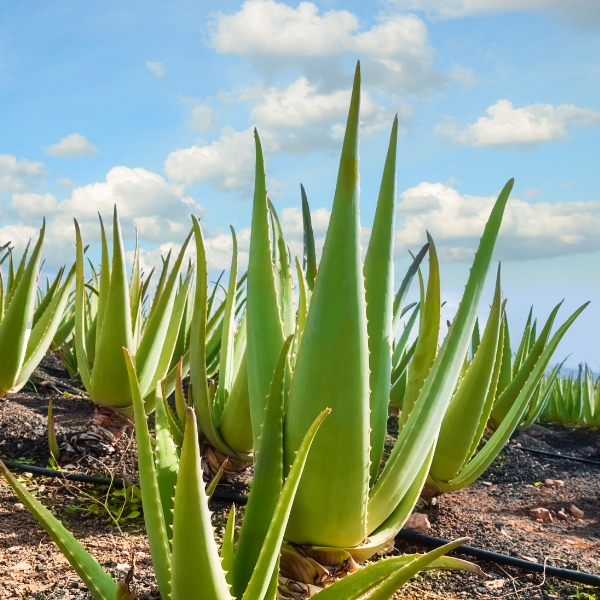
73,208,195,418
0,348,478,600
0,222,75,398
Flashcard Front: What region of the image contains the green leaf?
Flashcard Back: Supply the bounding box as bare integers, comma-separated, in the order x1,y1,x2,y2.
301,184,317,292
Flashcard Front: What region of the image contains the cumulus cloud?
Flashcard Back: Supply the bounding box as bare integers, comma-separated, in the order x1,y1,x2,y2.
0,155,47,194
42,133,99,159
11,193,58,219
435,100,600,148
396,182,600,262
388,0,600,28
56,177,78,189
188,104,219,132
0,223,40,252
146,61,166,77
206,0,442,95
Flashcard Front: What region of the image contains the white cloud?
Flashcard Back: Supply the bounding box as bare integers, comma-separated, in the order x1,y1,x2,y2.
523,188,542,199
56,177,78,189
146,61,166,77
188,104,219,132
206,0,440,95
396,182,600,262
12,192,58,219
165,126,257,191
0,155,47,193
557,181,574,188
388,0,600,27
0,223,39,252
435,100,600,148
42,133,99,159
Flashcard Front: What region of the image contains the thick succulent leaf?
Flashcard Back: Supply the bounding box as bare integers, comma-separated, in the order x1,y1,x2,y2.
491,302,561,425
154,384,179,540
136,230,192,397
149,250,171,321
471,318,480,358
268,199,295,338
400,234,440,429
391,303,420,372
48,399,61,461
294,257,308,338
174,357,187,426
95,215,111,368
13,265,76,392
241,408,330,600
129,233,142,343
221,505,236,587
91,208,134,409
215,226,239,419
301,184,317,292
0,221,45,393
8,239,31,304
246,130,286,447
436,302,588,493
283,63,370,548
391,242,430,337
364,115,398,481
367,178,514,533
233,335,293,598
495,313,512,398
429,266,502,482
0,461,116,600
31,266,63,329
123,349,172,600
170,408,232,600
73,221,92,393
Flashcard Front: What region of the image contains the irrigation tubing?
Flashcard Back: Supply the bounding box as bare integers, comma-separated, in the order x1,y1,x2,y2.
0,459,249,505
516,446,600,466
4,460,600,587
396,530,600,587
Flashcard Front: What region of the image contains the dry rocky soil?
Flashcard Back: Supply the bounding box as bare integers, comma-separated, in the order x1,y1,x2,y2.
1,353,598,600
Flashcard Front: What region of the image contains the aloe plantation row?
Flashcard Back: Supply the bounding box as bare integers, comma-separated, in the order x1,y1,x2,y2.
0,63,589,600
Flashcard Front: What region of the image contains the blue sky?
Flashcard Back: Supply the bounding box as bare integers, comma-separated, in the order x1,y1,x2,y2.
0,0,598,367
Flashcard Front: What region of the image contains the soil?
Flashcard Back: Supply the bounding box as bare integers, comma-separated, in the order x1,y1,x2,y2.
0,354,598,599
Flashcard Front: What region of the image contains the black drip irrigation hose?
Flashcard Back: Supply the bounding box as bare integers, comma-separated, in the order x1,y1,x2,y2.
516,446,600,466
0,460,249,505
396,530,600,588
4,460,599,588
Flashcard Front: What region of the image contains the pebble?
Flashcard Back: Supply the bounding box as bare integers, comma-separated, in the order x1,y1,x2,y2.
557,509,569,520
544,479,564,487
528,507,553,522
403,513,431,534
570,504,584,519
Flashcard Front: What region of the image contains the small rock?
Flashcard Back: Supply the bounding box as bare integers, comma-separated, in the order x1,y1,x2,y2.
557,509,569,520
36,564,45,572
403,513,431,534
482,481,492,486
69,581,79,589
529,507,553,522
570,504,584,519
13,503,24,510
116,563,131,571
544,479,564,487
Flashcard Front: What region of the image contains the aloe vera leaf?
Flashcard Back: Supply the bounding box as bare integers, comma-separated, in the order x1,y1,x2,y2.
221,505,236,587
294,257,308,338
8,239,30,304
365,538,471,600
247,130,286,448
162,383,185,448
206,458,228,499
142,263,195,411
13,266,76,391
268,200,295,338
149,249,171,321
190,216,243,459
471,318,480,358
400,234,440,429
232,309,247,376
129,232,141,339
47,398,61,461
517,359,565,432
391,242,430,337
529,318,537,351
367,178,514,533
283,62,370,548
90,208,134,409
32,265,63,329
123,349,172,600
154,384,179,540
429,266,503,482
219,349,253,453
136,229,192,397
365,115,398,481
174,357,187,426
391,303,420,371
6,248,15,300
241,408,330,600
437,302,588,493
95,215,111,363
389,354,411,409
491,302,562,425
495,312,512,399
300,184,317,292
170,408,232,600
0,269,4,322
233,335,293,598
463,310,506,463
0,461,116,600
0,222,45,393
162,348,190,401
315,538,472,600
216,226,239,418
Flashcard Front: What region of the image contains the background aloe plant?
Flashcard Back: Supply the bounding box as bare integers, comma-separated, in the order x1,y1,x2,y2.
0,222,75,398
